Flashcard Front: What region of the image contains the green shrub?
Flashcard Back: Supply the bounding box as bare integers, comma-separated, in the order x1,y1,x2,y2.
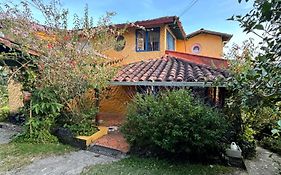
15,88,63,143
64,108,98,136
59,95,99,136
121,89,228,157
0,106,9,122
0,76,9,122
260,137,281,155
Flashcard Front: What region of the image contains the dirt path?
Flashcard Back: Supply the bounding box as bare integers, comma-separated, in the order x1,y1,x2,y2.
244,147,281,175
5,150,118,175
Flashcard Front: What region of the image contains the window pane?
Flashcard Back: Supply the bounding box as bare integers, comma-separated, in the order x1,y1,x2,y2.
147,29,160,51
136,30,145,51
167,31,175,51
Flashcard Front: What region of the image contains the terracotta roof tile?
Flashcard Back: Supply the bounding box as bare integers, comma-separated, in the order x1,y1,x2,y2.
113,56,229,83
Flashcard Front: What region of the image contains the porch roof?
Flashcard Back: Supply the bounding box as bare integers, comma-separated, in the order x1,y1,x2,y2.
111,56,229,87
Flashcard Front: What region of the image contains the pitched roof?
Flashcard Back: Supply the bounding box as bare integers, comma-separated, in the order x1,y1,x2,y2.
0,36,40,56
112,56,229,87
186,28,233,42
165,50,229,69
115,16,186,40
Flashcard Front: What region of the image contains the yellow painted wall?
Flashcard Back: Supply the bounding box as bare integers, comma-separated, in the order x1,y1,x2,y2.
176,34,223,58
104,25,167,65
104,26,224,63
176,39,187,53
8,79,23,113
99,86,135,116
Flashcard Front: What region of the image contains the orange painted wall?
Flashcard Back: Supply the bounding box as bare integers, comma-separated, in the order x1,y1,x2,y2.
176,34,223,58
99,86,136,126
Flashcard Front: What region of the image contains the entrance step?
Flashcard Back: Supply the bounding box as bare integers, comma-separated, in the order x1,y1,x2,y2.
88,145,127,159
88,130,130,158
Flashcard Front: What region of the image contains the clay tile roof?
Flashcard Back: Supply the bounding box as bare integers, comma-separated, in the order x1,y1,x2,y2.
112,56,229,83
0,36,40,56
114,16,186,39
115,16,176,27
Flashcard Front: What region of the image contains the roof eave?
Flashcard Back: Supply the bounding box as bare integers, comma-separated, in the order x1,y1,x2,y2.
110,81,226,87
186,29,233,41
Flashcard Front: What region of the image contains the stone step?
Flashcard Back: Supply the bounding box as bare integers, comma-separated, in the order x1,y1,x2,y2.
88,144,127,159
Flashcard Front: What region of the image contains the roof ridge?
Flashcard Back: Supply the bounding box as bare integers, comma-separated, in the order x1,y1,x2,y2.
114,16,177,26
186,29,233,41
165,50,226,61
123,55,226,73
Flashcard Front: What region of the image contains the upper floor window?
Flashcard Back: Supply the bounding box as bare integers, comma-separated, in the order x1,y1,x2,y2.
166,30,175,51
136,27,160,52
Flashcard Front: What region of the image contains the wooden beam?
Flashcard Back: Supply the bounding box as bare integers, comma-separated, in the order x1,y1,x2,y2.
110,81,226,87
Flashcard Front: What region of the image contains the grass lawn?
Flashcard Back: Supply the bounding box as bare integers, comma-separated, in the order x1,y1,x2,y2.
83,156,234,175
0,142,75,172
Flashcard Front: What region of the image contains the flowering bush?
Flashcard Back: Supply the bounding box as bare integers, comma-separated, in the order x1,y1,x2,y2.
0,0,124,141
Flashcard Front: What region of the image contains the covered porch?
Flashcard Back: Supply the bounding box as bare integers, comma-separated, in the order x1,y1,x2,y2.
98,55,229,127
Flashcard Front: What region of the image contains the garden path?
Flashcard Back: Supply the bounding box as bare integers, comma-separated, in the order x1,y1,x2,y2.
6,150,118,175
0,123,19,144
244,147,281,175
0,123,119,175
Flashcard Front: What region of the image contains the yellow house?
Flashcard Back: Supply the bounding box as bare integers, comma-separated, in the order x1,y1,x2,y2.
98,16,232,126
0,16,232,126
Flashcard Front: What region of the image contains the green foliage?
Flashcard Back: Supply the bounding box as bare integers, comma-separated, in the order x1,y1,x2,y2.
83,156,234,175
259,121,281,166
224,0,281,158
272,120,281,138
121,90,228,156
15,88,63,143
228,0,281,109
0,0,122,141
0,106,9,122
238,127,257,158
0,66,9,122
64,108,98,136
260,137,281,155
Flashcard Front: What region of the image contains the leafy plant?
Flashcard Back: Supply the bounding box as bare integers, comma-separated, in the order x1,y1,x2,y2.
260,137,281,156
272,120,281,138
121,90,228,157
223,0,281,158
15,88,63,143
0,66,9,121
64,108,98,136
0,106,9,122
